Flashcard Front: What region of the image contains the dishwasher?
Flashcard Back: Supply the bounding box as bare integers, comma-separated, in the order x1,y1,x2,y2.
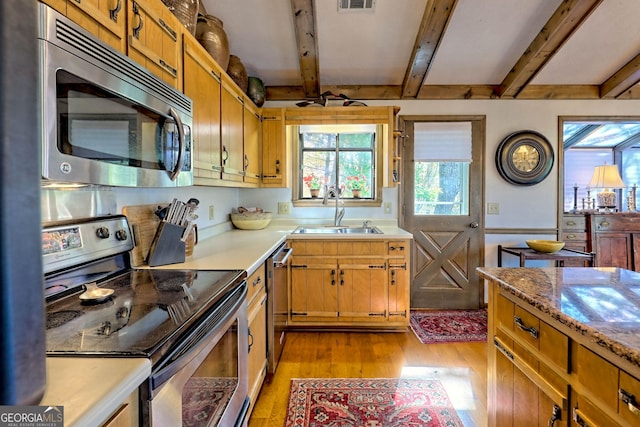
265,242,292,379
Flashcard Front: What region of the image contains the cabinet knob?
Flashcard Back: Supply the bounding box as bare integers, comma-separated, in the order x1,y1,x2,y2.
470,221,479,228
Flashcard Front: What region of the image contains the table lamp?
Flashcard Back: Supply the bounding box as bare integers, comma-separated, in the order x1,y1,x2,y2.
588,164,625,212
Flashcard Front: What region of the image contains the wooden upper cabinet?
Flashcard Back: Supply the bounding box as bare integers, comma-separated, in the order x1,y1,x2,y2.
127,0,182,90
182,36,222,182
220,74,245,182
40,0,126,54
261,108,286,188
243,100,261,186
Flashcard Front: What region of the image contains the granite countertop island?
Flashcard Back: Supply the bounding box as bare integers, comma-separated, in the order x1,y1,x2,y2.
477,266,640,370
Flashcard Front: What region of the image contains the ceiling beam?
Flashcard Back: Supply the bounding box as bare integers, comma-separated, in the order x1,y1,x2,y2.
265,84,608,101
290,0,320,99
499,0,603,98
401,0,457,99
600,53,640,99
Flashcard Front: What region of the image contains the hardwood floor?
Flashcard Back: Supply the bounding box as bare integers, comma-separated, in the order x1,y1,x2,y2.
248,330,488,426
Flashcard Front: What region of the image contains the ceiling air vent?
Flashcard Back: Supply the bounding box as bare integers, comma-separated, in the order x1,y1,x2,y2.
338,0,375,12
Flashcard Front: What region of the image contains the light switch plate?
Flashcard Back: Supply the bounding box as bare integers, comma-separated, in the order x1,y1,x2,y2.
208,205,215,220
384,202,392,214
487,202,500,215
278,202,290,215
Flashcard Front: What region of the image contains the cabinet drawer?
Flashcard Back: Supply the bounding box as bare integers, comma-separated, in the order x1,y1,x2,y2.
247,264,265,305
577,345,618,414
562,215,586,231
562,232,587,242
388,241,409,255
497,293,569,372
592,215,640,231
619,370,640,424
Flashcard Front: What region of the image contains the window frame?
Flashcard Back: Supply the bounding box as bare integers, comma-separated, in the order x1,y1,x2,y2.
291,124,384,207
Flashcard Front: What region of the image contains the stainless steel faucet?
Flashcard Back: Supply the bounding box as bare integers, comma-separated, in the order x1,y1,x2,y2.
323,184,345,226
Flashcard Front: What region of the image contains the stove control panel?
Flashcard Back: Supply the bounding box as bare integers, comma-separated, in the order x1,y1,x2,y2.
42,215,134,274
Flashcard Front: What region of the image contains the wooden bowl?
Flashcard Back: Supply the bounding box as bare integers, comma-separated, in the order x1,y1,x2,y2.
230,212,272,230
525,240,565,253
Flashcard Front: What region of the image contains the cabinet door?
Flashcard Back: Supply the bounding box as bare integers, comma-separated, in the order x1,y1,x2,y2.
388,262,408,320
261,108,286,187
594,232,632,269
127,0,182,89
633,233,640,272
243,102,261,186
338,257,387,320
221,77,244,182
247,293,267,411
290,257,338,319
183,37,222,181
68,0,126,53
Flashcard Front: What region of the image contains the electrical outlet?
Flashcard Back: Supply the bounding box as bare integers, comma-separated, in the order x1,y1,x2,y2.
487,202,500,215
278,202,290,215
208,205,215,220
384,202,392,214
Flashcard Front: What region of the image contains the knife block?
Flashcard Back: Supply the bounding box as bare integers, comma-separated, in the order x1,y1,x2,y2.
147,222,186,266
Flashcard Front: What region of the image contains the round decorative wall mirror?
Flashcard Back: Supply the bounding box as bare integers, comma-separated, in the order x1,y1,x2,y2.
495,130,554,186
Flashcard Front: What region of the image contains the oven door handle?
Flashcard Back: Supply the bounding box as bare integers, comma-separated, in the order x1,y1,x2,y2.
168,107,186,181
150,283,246,391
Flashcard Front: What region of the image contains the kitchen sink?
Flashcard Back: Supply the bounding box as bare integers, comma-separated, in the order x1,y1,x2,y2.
292,225,383,234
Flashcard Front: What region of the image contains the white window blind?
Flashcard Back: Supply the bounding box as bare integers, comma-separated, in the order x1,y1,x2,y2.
414,122,472,162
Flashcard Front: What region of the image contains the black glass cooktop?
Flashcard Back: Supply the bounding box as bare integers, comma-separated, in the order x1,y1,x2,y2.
45,269,246,360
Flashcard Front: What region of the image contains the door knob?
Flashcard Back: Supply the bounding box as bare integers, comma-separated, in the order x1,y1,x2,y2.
470,222,479,228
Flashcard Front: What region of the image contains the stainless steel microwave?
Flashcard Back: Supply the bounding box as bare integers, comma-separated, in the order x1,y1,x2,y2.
37,3,193,187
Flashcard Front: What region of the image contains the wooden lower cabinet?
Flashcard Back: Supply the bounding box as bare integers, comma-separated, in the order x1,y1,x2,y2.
488,281,640,427
246,265,267,415
287,239,409,328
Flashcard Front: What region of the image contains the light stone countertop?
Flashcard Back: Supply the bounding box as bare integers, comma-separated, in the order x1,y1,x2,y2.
477,266,640,370
154,219,413,275
40,357,151,427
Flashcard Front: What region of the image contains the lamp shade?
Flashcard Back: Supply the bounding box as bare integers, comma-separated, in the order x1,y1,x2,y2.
588,164,626,189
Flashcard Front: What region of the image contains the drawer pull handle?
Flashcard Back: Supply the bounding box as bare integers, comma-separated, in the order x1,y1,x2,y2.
566,234,576,239
572,407,596,427
599,221,610,227
514,315,539,339
620,389,640,417
566,221,576,226
548,404,561,427
252,276,262,287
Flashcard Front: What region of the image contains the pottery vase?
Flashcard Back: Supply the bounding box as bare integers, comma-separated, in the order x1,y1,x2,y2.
247,76,265,107
310,188,320,198
195,14,230,70
351,189,362,198
161,0,198,36
227,55,248,93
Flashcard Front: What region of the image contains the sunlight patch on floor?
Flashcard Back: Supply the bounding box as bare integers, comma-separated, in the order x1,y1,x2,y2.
400,366,477,412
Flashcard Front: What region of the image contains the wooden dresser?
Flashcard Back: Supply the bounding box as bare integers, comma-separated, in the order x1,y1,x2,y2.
561,212,640,271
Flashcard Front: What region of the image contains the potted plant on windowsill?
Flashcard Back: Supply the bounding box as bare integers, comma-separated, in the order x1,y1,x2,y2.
303,174,322,197
346,175,368,198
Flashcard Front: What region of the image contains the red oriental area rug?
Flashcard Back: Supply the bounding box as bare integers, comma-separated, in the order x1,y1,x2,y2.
284,378,464,427
182,377,237,427
410,309,487,344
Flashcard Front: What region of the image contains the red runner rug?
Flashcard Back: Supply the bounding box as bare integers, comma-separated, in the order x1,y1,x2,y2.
410,309,487,344
284,378,464,427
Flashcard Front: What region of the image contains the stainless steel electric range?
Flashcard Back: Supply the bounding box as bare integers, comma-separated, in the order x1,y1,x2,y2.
43,215,249,426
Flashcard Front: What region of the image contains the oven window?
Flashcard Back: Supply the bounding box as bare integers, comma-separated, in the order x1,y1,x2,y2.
56,70,171,170
182,318,239,425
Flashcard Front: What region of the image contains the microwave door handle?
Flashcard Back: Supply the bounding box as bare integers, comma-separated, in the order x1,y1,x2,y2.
168,107,185,181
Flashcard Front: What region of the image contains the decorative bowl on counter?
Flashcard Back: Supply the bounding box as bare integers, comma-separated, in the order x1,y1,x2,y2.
230,212,272,230
525,240,565,253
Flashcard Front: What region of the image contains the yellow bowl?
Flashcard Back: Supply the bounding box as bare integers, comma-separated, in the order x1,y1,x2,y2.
525,240,565,253
230,212,272,230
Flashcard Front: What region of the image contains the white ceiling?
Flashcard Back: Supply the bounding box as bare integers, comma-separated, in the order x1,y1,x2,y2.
199,0,640,99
